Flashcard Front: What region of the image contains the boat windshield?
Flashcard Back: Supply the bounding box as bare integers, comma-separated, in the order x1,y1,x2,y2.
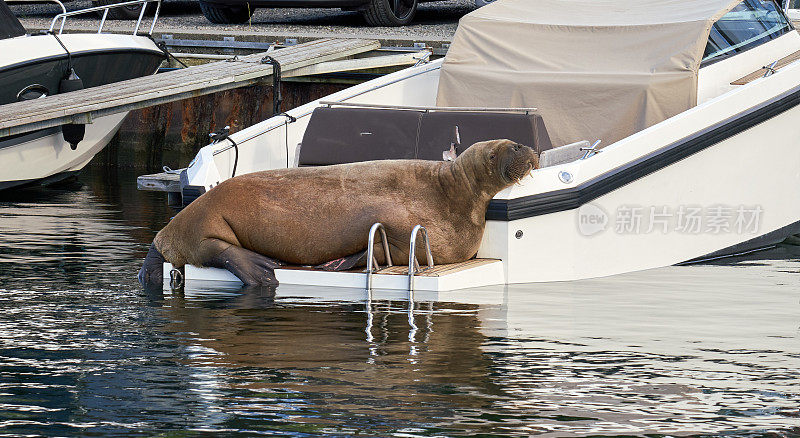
702,0,792,65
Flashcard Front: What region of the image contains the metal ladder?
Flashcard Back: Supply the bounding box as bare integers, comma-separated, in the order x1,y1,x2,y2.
365,223,393,290
408,225,434,294
364,223,434,294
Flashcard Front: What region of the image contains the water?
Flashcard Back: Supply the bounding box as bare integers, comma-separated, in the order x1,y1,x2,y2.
1,166,799,437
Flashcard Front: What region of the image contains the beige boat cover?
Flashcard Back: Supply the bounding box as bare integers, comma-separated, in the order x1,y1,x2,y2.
436,0,742,147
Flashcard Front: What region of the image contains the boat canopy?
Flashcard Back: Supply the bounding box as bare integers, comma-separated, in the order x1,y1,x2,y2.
1,0,25,40
436,0,743,147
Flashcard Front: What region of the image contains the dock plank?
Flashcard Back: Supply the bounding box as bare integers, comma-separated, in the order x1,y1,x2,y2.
0,38,380,137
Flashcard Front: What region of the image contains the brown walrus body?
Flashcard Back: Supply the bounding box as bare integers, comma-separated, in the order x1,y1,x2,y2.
140,139,538,285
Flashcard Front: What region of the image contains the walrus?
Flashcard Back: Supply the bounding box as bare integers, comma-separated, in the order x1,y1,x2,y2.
139,139,538,286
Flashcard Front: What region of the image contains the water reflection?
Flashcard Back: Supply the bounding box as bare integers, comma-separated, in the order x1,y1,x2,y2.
0,166,799,436
149,287,498,436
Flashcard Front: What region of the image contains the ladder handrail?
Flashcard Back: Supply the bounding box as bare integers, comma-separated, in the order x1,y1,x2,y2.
365,222,393,291
408,225,434,294
48,0,162,35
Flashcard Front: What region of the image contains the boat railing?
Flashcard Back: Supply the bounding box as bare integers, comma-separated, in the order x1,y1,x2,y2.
48,0,161,36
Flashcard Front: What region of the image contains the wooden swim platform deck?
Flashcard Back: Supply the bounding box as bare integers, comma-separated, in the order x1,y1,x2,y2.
167,257,506,291
0,38,381,137
138,170,180,193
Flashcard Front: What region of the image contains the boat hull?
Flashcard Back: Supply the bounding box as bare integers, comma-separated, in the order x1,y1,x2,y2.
0,112,128,190
483,116,800,283
481,69,800,283
177,56,800,286
0,46,164,105
0,33,164,191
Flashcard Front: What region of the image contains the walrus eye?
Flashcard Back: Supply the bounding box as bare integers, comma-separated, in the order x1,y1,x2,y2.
489,153,496,161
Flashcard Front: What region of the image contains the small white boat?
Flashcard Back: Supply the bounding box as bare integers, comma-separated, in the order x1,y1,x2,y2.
0,0,164,190
170,0,800,289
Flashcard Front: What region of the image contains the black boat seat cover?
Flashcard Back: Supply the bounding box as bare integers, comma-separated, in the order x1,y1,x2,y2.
298,106,552,166
416,110,552,160
299,107,421,166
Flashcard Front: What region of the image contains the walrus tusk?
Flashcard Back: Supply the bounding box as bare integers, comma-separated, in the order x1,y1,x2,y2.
514,162,535,185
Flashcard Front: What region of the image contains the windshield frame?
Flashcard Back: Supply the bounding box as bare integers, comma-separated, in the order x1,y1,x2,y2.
701,0,794,67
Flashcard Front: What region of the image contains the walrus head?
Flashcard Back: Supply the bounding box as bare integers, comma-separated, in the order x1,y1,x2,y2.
455,139,539,191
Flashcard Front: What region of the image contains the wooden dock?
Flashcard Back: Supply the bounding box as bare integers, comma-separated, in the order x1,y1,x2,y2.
0,38,381,137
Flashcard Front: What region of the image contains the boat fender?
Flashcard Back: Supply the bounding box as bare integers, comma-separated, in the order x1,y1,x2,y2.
59,69,85,150
179,169,206,207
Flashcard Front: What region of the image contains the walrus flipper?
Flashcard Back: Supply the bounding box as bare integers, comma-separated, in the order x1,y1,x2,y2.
202,239,282,285
315,250,368,272
138,243,165,286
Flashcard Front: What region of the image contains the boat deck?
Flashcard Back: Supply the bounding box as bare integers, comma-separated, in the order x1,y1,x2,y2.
731,49,800,85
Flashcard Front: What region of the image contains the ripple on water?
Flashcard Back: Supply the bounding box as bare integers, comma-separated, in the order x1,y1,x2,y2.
0,167,799,436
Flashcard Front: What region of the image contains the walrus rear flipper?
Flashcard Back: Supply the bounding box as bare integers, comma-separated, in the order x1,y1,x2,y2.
203,240,282,285
316,250,368,272
138,243,165,286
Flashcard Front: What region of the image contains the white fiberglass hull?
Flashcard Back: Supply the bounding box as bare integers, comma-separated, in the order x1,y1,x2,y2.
0,33,163,190
0,113,128,190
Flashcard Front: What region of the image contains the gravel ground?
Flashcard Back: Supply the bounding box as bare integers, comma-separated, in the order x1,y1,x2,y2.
11,0,475,44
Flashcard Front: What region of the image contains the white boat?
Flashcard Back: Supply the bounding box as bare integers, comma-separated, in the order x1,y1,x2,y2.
0,0,165,190
167,0,800,290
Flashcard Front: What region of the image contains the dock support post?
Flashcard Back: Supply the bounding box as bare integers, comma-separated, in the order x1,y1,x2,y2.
261,56,283,115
